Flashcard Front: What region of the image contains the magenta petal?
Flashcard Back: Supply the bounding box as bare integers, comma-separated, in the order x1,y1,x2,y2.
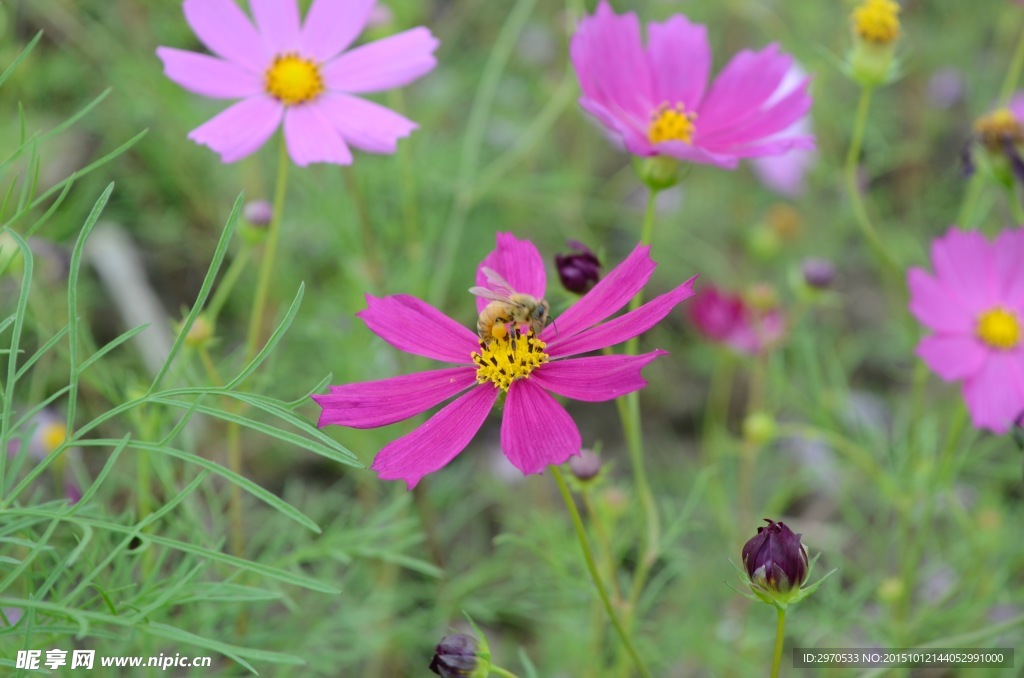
501,379,581,474
579,98,653,156
250,0,300,53
931,228,998,311
647,15,709,109
916,335,987,382
301,0,376,61
283,105,353,166
315,93,417,153
157,48,262,99
313,367,476,428
475,233,548,314
698,45,791,136
532,350,667,402
995,228,1024,308
371,385,498,489
322,27,439,94
907,268,973,334
655,139,740,168
543,244,655,341
188,96,283,163
548,276,697,358
962,352,1024,434
358,294,479,363
182,0,268,73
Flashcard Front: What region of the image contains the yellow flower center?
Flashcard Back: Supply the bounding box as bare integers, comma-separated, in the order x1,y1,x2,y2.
648,103,696,145
976,307,1021,350
472,329,549,392
852,0,901,45
974,109,1024,151
40,422,67,452
265,53,324,106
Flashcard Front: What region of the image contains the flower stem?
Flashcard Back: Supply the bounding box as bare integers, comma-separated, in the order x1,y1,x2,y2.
770,606,787,678
551,465,651,678
490,666,522,678
244,133,290,359
999,14,1024,105
844,86,899,276
205,243,252,327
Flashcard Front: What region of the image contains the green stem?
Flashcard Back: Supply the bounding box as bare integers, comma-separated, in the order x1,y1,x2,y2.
244,133,290,359
490,666,522,678
551,465,651,678
770,606,787,678
205,243,252,327
844,86,899,276
999,15,1024,105
1004,182,1024,224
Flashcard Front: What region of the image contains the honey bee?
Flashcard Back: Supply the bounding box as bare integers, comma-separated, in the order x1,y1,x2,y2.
469,267,550,343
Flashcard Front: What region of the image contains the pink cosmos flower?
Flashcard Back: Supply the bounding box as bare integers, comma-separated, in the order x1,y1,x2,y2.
750,64,817,198
570,1,814,169
687,285,785,356
157,0,439,166
908,228,1024,434
314,233,697,488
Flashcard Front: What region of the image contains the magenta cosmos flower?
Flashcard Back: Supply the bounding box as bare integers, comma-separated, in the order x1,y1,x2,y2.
313,233,697,488
909,228,1024,434
688,285,785,356
570,1,814,169
157,0,438,166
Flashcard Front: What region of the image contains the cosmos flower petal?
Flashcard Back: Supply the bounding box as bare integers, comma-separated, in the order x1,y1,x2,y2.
548,276,697,358
476,233,548,314
323,27,439,94
579,99,652,156
996,228,1024,308
931,229,999,311
188,96,284,164
250,0,301,53
647,15,709,109
501,379,581,474
313,367,477,428
532,351,667,402
301,0,376,62
283,105,353,166
543,244,655,341
751,118,816,197
654,140,740,167
371,386,499,489
315,93,417,153
962,352,1024,434
702,78,812,148
907,268,973,333
358,294,480,363
156,48,263,99
916,335,988,382
182,0,268,73
698,45,792,136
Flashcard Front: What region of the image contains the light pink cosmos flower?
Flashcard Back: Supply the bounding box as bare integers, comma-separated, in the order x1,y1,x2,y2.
908,228,1024,434
570,1,814,169
750,64,817,198
6,408,81,504
687,285,785,356
314,233,697,488
157,0,439,166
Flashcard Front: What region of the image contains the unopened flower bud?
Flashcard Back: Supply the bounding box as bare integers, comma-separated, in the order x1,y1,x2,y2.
742,519,809,601
555,241,601,295
429,634,487,678
569,449,602,481
847,0,901,87
183,314,214,348
243,200,273,227
742,412,776,446
746,224,782,262
634,155,680,191
801,258,836,289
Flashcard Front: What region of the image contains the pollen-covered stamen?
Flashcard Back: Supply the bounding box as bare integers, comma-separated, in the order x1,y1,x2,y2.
976,306,1022,350
852,0,901,45
648,103,696,145
472,329,549,392
265,53,324,106
975,109,1024,151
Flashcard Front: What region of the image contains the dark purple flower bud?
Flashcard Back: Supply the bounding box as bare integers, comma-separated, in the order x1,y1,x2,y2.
569,449,601,481
555,241,601,295
742,519,809,595
429,634,478,677
801,258,836,289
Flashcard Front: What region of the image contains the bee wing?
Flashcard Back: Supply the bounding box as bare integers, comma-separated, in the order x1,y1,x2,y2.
480,267,519,298
468,285,512,303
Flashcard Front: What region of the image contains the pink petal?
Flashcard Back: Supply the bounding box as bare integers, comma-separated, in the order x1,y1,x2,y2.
314,93,417,153
655,138,740,168
579,98,653,157
475,233,548,314
371,385,499,489
907,268,973,334
157,47,262,99
531,350,667,402
543,244,656,341
750,120,816,197
283,104,353,166
357,294,479,364
962,352,1024,434
501,379,581,474
1011,93,1024,123
646,15,710,110
250,0,301,54
930,228,998,311
700,79,812,151
188,96,283,163
182,0,268,73
322,27,439,94
698,45,791,137
995,228,1024,308
301,0,376,62
313,367,477,428
547,276,697,358
916,335,987,382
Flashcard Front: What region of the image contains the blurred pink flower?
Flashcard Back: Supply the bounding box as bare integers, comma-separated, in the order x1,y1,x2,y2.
570,1,814,169
157,0,438,166
687,285,785,355
908,228,1024,434
7,408,81,503
314,233,696,488
750,64,817,197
